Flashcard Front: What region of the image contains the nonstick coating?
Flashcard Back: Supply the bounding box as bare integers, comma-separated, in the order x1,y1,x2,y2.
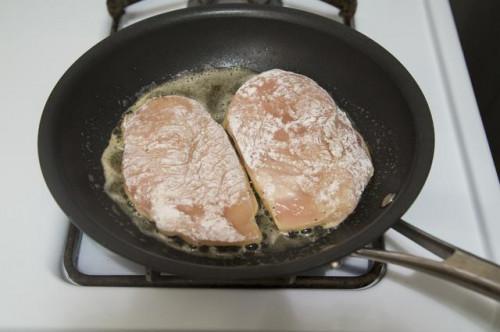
38,5,434,279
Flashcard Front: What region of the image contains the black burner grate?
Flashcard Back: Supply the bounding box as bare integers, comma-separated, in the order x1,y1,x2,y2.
106,0,357,32
63,0,385,289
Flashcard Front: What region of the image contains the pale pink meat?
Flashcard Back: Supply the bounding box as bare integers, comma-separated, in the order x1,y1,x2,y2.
225,69,374,231
122,95,261,246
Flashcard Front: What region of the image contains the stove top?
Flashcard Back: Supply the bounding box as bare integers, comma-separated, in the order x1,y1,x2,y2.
2,0,499,330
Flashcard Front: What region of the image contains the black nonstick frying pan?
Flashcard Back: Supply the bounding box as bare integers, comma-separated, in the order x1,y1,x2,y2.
38,5,500,299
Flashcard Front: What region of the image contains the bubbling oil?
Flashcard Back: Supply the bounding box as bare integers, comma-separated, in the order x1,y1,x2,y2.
101,67,334,258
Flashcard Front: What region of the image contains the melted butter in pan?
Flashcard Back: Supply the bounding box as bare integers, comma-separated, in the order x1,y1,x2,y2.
101,67,333,258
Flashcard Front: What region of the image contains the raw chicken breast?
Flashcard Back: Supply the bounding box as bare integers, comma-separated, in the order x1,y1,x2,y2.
225,69,373,231
122,95,261,246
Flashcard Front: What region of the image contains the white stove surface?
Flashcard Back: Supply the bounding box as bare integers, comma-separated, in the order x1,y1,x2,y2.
0,0,499,331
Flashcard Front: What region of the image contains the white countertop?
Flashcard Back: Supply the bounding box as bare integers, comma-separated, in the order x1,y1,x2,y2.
0,0,499,331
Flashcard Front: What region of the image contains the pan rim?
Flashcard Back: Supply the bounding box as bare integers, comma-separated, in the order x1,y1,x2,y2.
38,4,434,279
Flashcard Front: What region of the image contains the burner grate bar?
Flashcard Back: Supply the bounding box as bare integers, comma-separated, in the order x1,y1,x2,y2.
64,224,386,288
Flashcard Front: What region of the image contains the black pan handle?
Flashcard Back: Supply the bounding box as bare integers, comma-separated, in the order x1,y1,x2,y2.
354,220,500,301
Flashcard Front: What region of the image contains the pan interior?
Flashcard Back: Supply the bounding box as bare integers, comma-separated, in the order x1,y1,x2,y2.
40,7,430,275
101,66,373,259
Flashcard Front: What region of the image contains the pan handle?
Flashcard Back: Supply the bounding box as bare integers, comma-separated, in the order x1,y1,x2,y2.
354,220,500,301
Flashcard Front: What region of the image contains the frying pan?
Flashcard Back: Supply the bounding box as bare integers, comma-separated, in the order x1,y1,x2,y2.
38,5,500,299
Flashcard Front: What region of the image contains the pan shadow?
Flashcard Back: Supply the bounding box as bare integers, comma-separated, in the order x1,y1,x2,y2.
382,236,498,325
387,270,498,325
47,219,71,281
